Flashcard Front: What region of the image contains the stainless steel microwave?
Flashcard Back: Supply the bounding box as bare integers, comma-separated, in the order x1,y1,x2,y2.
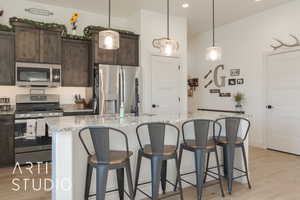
16,62,61,87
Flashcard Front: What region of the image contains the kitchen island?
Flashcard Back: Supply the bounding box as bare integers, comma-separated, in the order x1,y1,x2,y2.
47,112,250,200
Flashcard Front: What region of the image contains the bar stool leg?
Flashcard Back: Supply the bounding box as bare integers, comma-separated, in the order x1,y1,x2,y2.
151,156,163,200
203,152,211,183
174,145,183,191
175,154,184,200
125,160,135,200
85,163,93,200
161,160,167,194
241,144,252,189
96,165,109,200
226,144,235,195
116,168,124,200
133,151,142,198
215,150,225,197
194,149,206,200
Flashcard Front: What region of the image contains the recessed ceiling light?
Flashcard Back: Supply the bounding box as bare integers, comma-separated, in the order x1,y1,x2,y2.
254,0,262,2
182,3,189,8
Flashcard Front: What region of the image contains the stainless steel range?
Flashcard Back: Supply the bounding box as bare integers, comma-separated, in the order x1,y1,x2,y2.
15,94,63,164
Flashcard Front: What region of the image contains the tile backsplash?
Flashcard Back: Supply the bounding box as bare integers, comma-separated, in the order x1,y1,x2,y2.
0,86,88,105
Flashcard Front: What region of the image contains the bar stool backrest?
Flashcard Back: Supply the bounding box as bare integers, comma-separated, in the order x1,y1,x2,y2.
79,126,130,164
215,117,250,144
182,119,221,149
136,122,180,155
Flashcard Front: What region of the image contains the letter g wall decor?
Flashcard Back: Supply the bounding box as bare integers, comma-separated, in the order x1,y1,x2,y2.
204,64,226,88
213,65,226,88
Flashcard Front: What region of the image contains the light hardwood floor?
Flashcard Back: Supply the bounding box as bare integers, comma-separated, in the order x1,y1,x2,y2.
0,147,300,200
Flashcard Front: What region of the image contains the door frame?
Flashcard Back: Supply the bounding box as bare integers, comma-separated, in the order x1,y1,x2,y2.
263,46,300,149
150,54,182,114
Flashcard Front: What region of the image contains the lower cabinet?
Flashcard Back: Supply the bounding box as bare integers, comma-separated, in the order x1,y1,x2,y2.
0,115,15,167
62,39,91,87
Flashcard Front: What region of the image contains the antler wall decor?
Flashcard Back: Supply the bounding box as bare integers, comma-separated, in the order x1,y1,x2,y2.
271,34,300,50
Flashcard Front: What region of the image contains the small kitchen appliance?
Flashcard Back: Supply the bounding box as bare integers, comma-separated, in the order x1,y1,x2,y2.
16,62,61,87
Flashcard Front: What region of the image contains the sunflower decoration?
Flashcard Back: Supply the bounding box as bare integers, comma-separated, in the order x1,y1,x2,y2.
70,13,79,33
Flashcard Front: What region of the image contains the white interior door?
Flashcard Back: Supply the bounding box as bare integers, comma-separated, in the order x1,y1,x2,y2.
266,49,300,155
151,55,182,115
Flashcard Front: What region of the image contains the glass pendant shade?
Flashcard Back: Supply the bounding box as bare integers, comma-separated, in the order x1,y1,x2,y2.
153,38,179,56
99,30,120,50
206,46,222,61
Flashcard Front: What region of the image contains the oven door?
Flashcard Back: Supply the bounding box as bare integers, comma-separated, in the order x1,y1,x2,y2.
16,63,51,87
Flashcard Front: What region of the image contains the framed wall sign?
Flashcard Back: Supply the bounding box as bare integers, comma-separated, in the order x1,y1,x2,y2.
219,93,231,97
228,79,236,86
237,78,244,85
210,89,220,93
230,69,240,76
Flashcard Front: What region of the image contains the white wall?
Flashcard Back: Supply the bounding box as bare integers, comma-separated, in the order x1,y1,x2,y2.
0,0,129,104
188,0,300,147
136,10,188,114
0,0,129,33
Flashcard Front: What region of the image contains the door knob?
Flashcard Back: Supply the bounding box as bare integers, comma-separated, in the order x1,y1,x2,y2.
266,105,273,109
152,104,159,108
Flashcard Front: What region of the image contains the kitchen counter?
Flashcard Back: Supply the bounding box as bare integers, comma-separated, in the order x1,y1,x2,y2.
61,104,94,114
47,111,250,200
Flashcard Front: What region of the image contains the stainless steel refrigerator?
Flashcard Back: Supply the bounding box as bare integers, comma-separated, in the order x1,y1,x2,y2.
94,65,139,115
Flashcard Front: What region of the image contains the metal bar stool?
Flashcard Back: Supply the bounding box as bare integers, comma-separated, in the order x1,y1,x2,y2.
79,126,134,200
214,117,252,194
174,119,225,200
133,122,184,200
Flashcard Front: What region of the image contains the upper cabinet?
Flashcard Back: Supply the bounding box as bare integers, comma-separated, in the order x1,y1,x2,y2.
91,30,139,66
117,33,139,66
15,26,40,63
0,31,15,85
62,39,91,87
40,30,62,64
92,33,117,65
13,22,63,64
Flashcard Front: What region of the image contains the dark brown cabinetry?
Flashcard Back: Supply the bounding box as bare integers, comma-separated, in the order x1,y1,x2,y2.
92,32,139,66
14,24,62,64
0,115,15,167
117,34,139,66
15,26,40,63
62,39,91,87
92,33,117,65
40,30,62,64
0,31,15,85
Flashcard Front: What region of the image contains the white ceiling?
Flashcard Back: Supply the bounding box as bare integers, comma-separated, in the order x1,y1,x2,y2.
28,0,294,34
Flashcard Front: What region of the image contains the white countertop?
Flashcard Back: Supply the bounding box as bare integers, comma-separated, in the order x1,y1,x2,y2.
61,104,94,113
46,111,250,134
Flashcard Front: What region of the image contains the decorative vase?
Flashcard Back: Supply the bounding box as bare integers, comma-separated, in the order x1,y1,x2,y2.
235,103,243,112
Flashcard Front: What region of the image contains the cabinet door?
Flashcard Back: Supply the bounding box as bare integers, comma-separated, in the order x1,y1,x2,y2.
15,27,40,62
0,115,14,167
93,34,117,65
62,39,90,87
40,30,62,64
0,32,15,85
117,34,139,66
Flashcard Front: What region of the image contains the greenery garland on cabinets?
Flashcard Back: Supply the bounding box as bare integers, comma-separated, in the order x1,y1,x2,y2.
83,25,134,38
9,17,67,34
63,34,91,41
0,24,13,32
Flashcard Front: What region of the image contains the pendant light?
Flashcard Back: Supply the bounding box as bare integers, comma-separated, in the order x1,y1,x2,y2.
152,0,179,56
206,0,222,61
99,0,119,50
